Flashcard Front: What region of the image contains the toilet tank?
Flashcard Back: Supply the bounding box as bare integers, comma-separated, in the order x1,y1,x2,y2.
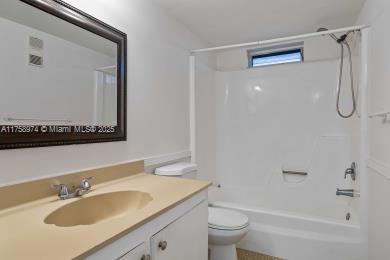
154,162,198,179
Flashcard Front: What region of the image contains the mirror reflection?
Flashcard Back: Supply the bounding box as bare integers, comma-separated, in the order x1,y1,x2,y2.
0,0,118,127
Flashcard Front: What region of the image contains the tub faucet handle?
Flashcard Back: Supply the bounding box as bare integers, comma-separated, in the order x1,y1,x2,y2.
344,162,356,181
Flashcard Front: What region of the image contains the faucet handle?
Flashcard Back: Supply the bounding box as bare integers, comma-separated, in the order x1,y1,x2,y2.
344,169,352,178
80,177,94,190
51,184,70,200
344,162,357,181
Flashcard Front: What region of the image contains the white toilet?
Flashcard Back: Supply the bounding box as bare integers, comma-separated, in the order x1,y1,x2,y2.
155,162,250,260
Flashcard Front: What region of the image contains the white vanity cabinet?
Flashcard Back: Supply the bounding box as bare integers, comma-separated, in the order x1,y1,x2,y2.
86,191,208,260
118,243,147,260
150,198,208,260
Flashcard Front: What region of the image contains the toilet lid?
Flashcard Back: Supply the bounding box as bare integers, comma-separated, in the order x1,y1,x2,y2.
208,207,249,230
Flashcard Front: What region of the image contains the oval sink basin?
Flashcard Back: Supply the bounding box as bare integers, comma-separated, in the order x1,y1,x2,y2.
44,191,153,227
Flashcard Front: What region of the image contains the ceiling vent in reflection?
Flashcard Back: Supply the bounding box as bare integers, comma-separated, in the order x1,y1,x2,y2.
28,36,44,68
29,36,44,50
29,54,43,67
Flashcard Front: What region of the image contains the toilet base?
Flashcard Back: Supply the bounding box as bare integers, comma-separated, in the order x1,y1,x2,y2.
209,244,237,260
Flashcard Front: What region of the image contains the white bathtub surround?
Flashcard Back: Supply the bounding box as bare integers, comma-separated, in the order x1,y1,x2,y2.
207,59,367,258
192,23,368,259
214,59,357,196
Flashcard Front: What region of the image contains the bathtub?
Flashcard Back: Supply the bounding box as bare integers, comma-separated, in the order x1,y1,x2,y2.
208,185,364,260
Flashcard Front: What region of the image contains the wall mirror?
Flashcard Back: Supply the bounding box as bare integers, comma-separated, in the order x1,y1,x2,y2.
0,0,126,149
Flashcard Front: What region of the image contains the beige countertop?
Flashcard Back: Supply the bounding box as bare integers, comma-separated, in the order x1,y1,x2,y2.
0,173,211,260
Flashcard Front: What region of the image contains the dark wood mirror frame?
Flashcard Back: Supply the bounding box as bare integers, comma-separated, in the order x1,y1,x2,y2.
0,0,127,150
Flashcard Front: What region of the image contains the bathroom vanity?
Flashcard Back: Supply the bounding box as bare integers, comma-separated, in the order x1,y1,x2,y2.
0,163,211,260
87,193,208,260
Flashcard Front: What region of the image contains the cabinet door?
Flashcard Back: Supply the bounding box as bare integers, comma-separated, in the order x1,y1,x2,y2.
118,242,148,260
150,201,208,260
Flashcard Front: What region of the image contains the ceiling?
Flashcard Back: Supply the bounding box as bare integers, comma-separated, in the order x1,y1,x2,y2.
152,0,366,47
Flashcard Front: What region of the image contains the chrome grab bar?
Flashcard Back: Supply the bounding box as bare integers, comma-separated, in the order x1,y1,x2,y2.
282,170,308,176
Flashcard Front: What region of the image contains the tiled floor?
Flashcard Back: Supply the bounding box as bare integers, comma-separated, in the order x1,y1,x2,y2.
237,248,284,260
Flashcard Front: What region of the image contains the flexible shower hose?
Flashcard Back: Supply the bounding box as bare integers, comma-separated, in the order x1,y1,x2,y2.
336,40,356,118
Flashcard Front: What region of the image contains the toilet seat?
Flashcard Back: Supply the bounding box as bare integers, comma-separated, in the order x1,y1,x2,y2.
208,207,249,231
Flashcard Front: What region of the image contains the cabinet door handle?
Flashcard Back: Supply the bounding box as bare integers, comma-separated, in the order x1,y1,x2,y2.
158,240,168,251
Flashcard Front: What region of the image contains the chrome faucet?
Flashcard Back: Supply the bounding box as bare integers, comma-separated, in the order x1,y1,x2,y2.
344,162,356,181
77,177,93,196
336,188,360,197
52,177,93,200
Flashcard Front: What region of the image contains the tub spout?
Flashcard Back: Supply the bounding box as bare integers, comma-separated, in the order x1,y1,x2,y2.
336,188,360,197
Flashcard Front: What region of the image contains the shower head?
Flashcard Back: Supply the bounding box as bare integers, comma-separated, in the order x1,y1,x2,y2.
316,27,340,42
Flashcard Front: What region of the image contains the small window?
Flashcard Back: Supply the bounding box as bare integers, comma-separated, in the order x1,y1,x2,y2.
248,42,304,68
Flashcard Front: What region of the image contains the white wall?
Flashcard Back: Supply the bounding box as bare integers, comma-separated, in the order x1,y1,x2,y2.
0,16,115,125
356,1,390,258
0,0,208,186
